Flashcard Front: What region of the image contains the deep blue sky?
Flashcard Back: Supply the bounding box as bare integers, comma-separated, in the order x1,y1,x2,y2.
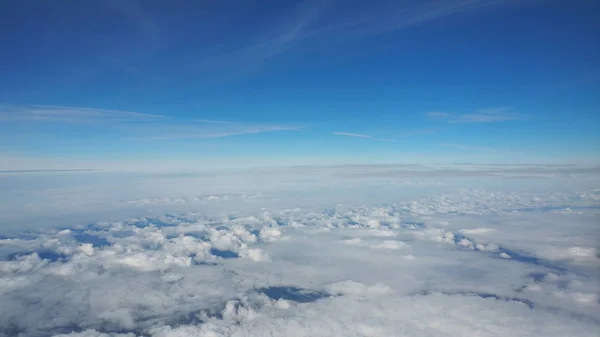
0,0,598,169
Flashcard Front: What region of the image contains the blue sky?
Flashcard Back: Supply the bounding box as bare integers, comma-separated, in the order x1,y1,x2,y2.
1,0,599,169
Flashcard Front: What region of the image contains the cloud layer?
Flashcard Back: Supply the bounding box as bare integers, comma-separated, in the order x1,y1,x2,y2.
0,172,599,336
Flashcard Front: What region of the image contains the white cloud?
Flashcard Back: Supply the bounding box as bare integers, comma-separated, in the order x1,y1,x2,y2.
428,107,530,123
259,226,282,242
373,240,405,250
0,253,47,274
243,248,270,262
325,280,391,299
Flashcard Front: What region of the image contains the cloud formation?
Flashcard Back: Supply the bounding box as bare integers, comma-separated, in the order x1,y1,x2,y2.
140,124,299,140
428,107,529,123
191,0,523,78
0,104,298,141
0,183,598,336
0,105,165,123
332,132,396,142
194,119,235,124
305,0,511,41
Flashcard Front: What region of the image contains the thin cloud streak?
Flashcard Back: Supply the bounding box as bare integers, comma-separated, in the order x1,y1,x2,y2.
332,132,372,139
428,107,530,123
0,104,165,123
194,119,235,124
191,1,323,76
304,0,509,42
142,125,300,140
0,104,299,141
192,0,520,79
332,132,396,142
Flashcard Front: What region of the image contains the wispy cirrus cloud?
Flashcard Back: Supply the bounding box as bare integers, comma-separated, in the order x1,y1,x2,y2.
428,107,530,123
6,1,535,87
194,119,235,124
0,104,299,140
332,132,372,139
332,132,396,142
0,104,165,123
304,0,512,42
191,0,523,79
139,124,300,140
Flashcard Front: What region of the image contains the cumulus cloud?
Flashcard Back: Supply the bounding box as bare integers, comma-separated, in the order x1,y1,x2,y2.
243,248,270,262
259,226,282,242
